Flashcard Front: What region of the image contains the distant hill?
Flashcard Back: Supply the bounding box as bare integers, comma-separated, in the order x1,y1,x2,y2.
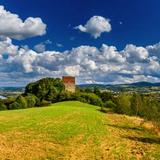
0,86,24,92
128,82,160,87
78,81,160,89
1,81,160,92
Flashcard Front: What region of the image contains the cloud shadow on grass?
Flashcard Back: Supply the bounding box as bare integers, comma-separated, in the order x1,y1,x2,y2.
122,136,160,145
107,124,144,131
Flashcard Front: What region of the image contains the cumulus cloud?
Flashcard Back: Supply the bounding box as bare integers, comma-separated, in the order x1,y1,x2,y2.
0,6,46,40
34,43,46,53
0,36,18,56
1,37,160,85
123,44,149,63
75,16,111,39
100,44,125,63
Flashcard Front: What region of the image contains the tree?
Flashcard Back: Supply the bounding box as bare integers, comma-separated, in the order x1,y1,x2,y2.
9,102,21,110
93,87,101,97
76,92,103,107
0,102,7,110
16,95,28,109
25,78,65,101
25,94,39,107
114,93,132,114
100,91,113,102
104,100,117,109
130,93,143,116
84,87,92,93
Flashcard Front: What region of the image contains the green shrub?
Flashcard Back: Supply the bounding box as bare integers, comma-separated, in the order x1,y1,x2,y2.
16,95,28,109
76,92,103,107
0,102,7,110
3,97,16,108
93,87,101,97
104,100,117,109
58,92,76,102
130,93,143,116
114,93,132,115
8,95,28,110
25,94,39,108
9,102,21,110
100,92,113,102
39,100,51,107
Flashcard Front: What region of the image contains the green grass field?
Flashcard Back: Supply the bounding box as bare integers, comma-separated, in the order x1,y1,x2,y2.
0,101,159,160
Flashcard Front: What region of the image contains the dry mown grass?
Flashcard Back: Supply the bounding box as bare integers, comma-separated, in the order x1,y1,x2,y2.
0,101,159,160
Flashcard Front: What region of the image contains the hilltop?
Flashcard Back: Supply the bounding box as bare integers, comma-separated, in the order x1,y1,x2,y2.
0,101,159,160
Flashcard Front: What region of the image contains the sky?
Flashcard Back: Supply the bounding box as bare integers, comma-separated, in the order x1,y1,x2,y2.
0,0,160,86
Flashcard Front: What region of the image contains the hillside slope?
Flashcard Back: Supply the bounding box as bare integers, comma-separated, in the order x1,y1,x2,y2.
0,101,159,160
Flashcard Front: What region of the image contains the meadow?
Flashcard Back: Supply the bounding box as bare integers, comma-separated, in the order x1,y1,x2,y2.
0,101,159,160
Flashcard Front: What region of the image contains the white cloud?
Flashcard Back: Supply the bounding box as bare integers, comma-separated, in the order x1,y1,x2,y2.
100,44,125,63
75,16,111,39
34,43,46,53
0,37,18,56
0,6,46,40
146,43,160,58
1,38,160,85
123,44,149,63
64,65,80,76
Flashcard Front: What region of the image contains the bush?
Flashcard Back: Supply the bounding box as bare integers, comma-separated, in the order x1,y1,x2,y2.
114,93,132,114
3,97,16,108
104,100,117,109
100,92,113,102
39,100,51,107
0,102,7,110
130,93,143,116
16,95,28,109
9,102,21,110
25,94,39,108
76,92,103,107
93,87,101,97
58,92,76,102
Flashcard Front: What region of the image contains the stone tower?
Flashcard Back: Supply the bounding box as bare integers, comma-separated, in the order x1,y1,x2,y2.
62,76,76,93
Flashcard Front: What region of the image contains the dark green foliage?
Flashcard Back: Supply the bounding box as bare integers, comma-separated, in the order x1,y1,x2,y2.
130,93,143,116
112,92,160,127
84,87,93,93
8,95,28,110
101,100,117,113
76,92,103,107
3,97,15,107
16,95,28,108
140,96,160,125
114,93,132,114
104,100,117,109
93,87,101,97
38,100,51,107
25,94,39,108
25,78,65,100
101,92,113,102
58,92,76,102
9,102,21,110
0,101,7,110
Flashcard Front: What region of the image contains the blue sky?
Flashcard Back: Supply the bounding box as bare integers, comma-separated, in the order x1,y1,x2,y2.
0,0,160,86
1,0,160,50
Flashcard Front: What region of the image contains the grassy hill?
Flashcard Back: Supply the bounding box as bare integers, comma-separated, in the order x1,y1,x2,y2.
0,101,159,160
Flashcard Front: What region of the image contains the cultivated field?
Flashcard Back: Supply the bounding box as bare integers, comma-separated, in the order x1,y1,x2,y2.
0,101,159,160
